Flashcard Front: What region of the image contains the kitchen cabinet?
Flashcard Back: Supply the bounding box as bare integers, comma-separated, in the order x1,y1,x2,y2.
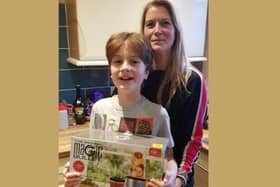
65,0,149,66
194,130,208,187
64,0,208,66
173,0,208,62
194,148,208,187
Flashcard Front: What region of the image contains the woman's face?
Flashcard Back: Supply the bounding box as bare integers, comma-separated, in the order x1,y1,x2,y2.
110,44,149,94
143,6,175,53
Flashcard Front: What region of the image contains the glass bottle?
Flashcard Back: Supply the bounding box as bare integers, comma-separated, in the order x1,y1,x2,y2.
73,84,85,124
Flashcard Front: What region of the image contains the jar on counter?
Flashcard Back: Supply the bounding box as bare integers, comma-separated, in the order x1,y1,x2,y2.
59,103,76,126
58,104,68,129
65,104,76,126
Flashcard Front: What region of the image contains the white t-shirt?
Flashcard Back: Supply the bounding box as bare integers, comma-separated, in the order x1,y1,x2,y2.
89,95,174,148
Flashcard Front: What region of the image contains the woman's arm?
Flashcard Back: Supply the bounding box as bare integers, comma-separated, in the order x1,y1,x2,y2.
177,68,208,184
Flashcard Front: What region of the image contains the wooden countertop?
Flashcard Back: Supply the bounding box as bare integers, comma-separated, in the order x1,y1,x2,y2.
58,123,208,158
58,122,89,158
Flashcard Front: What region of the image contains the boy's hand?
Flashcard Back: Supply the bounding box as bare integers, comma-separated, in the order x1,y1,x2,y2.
63,161,81,187
148,178,166,187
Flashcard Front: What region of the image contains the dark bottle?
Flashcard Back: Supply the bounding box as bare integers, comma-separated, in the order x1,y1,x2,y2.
73,84,86,124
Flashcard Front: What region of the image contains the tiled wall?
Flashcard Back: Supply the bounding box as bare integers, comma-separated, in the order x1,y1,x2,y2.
59,4,112,104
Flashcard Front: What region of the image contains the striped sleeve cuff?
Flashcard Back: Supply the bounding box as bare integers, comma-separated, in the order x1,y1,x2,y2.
176,173,188,187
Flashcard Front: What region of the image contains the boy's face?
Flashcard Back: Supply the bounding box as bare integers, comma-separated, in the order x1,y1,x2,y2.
110,44,149,94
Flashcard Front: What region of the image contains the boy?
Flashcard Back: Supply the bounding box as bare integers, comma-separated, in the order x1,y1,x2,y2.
64,32,177,187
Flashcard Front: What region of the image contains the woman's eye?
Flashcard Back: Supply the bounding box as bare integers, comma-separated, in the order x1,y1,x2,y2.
161,20,171,26
145,22,154,28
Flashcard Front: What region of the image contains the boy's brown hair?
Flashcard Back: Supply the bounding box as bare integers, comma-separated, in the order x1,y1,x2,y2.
106,32,153,71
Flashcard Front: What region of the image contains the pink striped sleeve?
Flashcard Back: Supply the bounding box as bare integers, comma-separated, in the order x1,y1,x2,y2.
179,68,208,173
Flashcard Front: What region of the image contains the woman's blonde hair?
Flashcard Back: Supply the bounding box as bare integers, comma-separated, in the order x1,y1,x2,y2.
106,32,153,72
140,0,191,108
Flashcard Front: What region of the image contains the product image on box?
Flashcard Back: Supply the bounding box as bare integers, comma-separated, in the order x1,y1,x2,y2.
69,130,167,187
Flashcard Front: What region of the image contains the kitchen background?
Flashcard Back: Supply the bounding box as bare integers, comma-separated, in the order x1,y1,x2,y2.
58,2,208,187
59,3,205,104
59,4,112,104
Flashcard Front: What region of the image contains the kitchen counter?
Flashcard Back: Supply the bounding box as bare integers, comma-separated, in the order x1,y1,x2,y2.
58,122,89,158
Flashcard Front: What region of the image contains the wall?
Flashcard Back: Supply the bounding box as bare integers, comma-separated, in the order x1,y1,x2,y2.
173,0,208,58
59,3,112,103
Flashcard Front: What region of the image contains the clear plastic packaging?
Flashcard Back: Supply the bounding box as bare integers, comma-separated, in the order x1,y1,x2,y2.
69,129,167,187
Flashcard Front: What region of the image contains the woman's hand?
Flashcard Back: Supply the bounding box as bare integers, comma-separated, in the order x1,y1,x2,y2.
63,161,81,187
175,177,185,187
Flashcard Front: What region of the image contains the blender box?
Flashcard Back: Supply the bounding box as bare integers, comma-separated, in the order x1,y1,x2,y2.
69,129,168,187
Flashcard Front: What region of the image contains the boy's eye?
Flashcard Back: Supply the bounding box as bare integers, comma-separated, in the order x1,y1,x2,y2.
112,60,122,64
131,60,139,64
130,58,142,65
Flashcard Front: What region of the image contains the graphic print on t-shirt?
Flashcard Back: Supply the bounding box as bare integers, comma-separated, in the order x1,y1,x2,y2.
119,117,153,135
93,113,106,130
92,112,154,135
119,117,136,133
135,118,153,135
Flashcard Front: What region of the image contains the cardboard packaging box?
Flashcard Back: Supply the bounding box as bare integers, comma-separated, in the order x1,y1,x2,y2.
69,129,168,187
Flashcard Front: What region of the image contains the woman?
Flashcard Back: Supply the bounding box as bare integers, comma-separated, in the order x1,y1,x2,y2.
140,1,208,187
